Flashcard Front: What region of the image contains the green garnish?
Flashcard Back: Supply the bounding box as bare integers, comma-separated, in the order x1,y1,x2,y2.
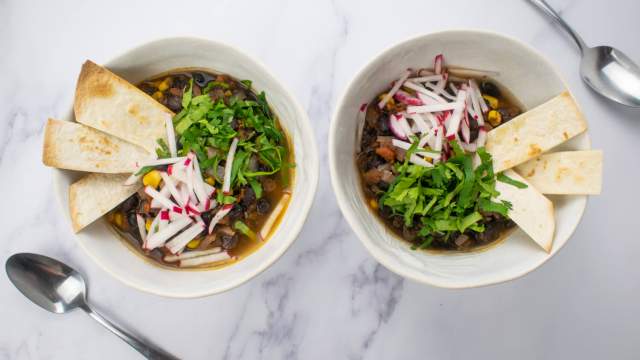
497,172,529,189
379,140,522,246
234,220,258,241
172,77,290,195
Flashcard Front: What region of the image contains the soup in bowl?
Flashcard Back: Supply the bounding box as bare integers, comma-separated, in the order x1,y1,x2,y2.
48,38,318,297
330,30,598,288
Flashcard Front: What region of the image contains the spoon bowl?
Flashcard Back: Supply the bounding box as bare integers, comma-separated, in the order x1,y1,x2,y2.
581,46,640,107
6,253,86,314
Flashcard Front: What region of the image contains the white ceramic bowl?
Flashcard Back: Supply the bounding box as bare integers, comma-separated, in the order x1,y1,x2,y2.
54,37,319,298
330,30,590,289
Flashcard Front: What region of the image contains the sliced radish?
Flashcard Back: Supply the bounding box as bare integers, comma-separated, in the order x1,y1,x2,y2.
392,113,414,140
394,90,423,106
123,173,141,186
409,155,434,167
469,79,489,113
150,185,171,208
434,125,444,152
467,80,486,126
136,214,146,244
408,74,443,83
145,216,192,250
165,117,177,158
403,82,447,103
461,104,471,143
145,186,179,210
408,113,430,133
423,82,457,101
208,204,234,234
203,182,216,197
159,172,183,207
388,115,407,140
178,251,232,267
222,138,239,194
477,128,487,147
444,90,467,139
407,102,461,114
448,83,459,95
378,69,411,109
434,54,443,74
259,194,290,240
164,247,222,262
190,155,209,205
136,156,187,169
165,222,205,254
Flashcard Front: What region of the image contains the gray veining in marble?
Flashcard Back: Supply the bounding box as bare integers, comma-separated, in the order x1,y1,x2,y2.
1,0,640,359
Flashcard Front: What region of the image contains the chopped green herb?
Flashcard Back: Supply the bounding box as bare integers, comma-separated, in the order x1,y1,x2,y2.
497,172,529,189
380,141,510,246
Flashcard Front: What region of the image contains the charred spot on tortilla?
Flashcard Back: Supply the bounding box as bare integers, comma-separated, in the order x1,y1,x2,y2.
528,144,542,157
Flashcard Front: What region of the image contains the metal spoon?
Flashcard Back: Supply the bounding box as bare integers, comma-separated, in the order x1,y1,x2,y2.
5,253,179,360
527,0,640,107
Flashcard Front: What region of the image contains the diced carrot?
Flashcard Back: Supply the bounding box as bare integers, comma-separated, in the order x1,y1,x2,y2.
375,146,396,162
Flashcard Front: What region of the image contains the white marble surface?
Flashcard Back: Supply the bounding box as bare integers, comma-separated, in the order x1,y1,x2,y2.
1,0,640,359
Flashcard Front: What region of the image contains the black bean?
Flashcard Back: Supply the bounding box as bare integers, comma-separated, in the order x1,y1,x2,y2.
257,198,271,215
127,212,138,228
377,114,391,135
221,234,239,250
166,95,182,112
121,196,139,212
377,181,390,191
230,117,239,130
139,83,156,95
201,211,213,225
193,72,207,87
480,81,501,97
228,205,244,222
241,187,256,207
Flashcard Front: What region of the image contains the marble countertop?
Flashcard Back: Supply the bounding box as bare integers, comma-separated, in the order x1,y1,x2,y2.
2,0,640,359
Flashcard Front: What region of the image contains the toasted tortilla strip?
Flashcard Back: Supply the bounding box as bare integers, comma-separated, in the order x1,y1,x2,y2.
74,60,173,153
69,173,139,233
42,118,151,173
497,170,555,252
515,150,602,195
486,91,587,172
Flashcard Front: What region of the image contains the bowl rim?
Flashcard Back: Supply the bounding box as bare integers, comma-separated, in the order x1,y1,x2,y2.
329,29,589,289
53,36,319,298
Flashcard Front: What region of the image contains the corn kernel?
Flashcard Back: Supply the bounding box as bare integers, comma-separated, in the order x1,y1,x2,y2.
113,212,125,229
224,90,232,97
143,170,162,188
158,79,171,91
487,110,502,127
205,177,215,186
186,238,201,249
482,95,499,109
152,91,163,101
369,199,379,210
145,218,152,231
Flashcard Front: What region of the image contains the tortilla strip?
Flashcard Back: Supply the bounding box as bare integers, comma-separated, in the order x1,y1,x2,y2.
515,150,603,195
496,170,555,253
486,91,587,173
74,60,173,153
69,173,139,233
42,118,151,173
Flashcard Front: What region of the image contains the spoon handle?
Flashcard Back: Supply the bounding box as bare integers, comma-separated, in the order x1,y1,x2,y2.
527,0,587,53
82,304,179,360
